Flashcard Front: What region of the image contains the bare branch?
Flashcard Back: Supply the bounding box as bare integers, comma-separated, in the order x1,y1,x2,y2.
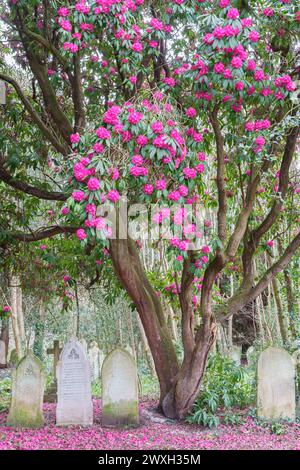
0,157,68,201
0,73,68,155
10,226,77,243
218,231,300,323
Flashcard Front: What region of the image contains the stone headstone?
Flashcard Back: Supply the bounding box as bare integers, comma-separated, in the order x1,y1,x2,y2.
246,346,255,364
291,349,300,366
102,348,139,427
229,345,242,365
80,338,88,355
99,350,105,371
7,351,45,427
47,340,62,379
257,347,295,420
125,344,133,355
56,337,93,426
292,350,300,417
88,342,100,381
0,340,6,366
8,349,18,367
44,340,63,403
0,81,6,105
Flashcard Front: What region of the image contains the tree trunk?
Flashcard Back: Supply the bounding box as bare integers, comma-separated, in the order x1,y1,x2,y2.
74,281,80,338
283,269,298,340
33,301,45,360
161,321,216,419
10,276,22,359
110,238,179,405
136,314,156,376
165,302,179,343
272,276,289,344
0,318,9,367
127,308,137,361
16,278,26,348
278,239,298,339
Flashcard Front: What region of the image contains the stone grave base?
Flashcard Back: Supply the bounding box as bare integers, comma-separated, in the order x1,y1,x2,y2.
44,380,57,403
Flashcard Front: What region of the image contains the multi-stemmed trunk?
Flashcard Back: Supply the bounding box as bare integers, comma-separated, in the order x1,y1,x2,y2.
110,237,216,418
162,322,216,419
110,238,180,406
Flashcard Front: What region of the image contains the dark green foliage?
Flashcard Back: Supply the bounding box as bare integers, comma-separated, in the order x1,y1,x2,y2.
187,354,255,428
0,378,11,412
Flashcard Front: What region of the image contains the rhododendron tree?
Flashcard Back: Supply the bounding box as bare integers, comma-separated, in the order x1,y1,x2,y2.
0,0,299,419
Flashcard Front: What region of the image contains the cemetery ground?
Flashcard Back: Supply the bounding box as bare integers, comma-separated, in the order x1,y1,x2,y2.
0,369,299,451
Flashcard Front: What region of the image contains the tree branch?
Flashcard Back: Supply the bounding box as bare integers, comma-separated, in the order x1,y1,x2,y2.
10,226,77,243
179,254,196,357
250,125,299,247
0,159,69,201
0,73,68,155
218,231,300,323
210,107,227,246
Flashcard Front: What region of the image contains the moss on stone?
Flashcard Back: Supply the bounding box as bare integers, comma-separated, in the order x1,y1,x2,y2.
7,405,44,428
102,400,139,427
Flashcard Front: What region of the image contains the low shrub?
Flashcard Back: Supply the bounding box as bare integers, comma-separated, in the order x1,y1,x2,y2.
187,353,255,428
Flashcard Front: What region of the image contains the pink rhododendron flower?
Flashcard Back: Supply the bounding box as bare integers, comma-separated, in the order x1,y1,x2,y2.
72,190,85,202
61,207,69,215
87,178,101,191
70,133,80,144
151,121,164,134
107,190,120,203
76,229,87,241
185,107,197,118
227,8,239,20
143,184,154,195
96,127,111,139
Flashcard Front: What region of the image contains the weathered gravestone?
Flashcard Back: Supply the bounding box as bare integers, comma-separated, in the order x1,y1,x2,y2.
7,351,45,427
44,340,62,403
246,346,255,365
0,340,6,367
257,347,295,420
291,349,300,417
229,345,242,365
8,349,18,367
56,337,93,426
88,342,101,381
102,348,139,427
0,80,6,105
99,349,105,371
81,338,88,355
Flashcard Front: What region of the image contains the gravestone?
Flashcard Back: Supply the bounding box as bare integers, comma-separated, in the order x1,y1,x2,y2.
125,344,134,355
44,340,62,403
0,80,6,105
81,338,88,355
99,349,105,371
246,346,255,364
229,345,242,365
7,351,45,427
88,342,100,381
257,347,295,420
291,349,300,366
56,337,93,426
292,349,300,417
0,340,6,367
102,348,139,427
8,349,18,367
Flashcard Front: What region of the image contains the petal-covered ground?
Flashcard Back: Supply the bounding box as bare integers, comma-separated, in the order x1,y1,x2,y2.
0,399,299,450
